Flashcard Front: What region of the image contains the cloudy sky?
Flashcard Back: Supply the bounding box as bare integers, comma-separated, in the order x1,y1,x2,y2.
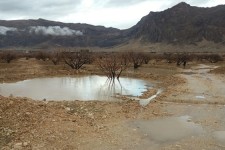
0,0,224,29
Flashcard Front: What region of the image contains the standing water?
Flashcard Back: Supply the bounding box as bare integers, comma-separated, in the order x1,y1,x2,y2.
0,75,152,101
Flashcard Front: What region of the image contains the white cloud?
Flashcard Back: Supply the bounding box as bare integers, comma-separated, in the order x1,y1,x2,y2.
0,26,17,35
29,26,83,36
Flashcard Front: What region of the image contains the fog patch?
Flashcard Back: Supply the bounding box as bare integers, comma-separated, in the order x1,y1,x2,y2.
0,26,17,35
29,26,83,36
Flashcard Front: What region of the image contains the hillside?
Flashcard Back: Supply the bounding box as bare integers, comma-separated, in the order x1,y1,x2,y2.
126,2,225,44
0,2,224,49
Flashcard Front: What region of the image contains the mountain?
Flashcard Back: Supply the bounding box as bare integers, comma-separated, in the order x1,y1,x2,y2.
0,19,124,48
126,2,225,44
0,2,224,49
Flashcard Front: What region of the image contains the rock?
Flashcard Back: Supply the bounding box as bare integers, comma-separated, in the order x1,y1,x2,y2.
88,113,94,119
23,142,29,147
65,107,71,111
153,112,158,115
14,143,23,149
25,112,31,115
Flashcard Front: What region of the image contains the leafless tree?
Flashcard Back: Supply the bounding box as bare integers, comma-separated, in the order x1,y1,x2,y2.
63,51,90,70
35,51,49,61
142,53,151,64
176,53,190,68
50,51,62,65
97,53,129,79
128,52,145,69
0,51,17,63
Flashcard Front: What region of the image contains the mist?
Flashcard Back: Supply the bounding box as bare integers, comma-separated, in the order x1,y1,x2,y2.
0,26,17,35
29,26,83,36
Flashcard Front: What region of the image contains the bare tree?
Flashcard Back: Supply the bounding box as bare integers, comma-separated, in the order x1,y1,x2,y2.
50,51,62,65
142,53,151,64
205,54,223,63
128,52,145,69
163,52,177,63
35,51,49,61
97,53,129,79
0,51,17,63
176,53,190,68
63,51,89,70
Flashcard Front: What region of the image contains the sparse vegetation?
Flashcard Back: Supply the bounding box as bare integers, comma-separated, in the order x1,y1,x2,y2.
0,51,17,63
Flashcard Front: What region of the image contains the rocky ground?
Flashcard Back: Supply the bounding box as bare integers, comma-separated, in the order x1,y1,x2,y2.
0,58,225,150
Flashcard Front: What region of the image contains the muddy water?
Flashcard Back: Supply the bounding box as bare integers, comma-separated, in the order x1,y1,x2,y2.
0,75,152,101
130,116,203,144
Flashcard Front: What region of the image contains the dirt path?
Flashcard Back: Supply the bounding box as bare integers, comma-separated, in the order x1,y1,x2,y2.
157,64,225,149
166,64,225,104
101,64,225,150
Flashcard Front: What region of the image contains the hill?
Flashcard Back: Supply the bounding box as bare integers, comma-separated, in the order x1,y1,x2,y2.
0,2,224,49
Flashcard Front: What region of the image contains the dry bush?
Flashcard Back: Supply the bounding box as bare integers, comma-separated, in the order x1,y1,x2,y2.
195,53,223,63
163,53,177,63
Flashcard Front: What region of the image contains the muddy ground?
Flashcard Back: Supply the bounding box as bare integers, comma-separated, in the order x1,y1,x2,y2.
0,58,225,150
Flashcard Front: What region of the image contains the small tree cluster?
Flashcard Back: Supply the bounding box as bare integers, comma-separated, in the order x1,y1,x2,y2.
197,54,223,63
0,51,17,63
35,51,49,61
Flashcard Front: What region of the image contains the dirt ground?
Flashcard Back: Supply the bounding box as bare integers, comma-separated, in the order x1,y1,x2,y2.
0,58,225,150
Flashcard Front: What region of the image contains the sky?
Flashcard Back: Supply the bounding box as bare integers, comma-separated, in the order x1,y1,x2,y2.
0,0,224,29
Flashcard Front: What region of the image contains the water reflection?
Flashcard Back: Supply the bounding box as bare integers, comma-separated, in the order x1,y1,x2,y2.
0,75,152,101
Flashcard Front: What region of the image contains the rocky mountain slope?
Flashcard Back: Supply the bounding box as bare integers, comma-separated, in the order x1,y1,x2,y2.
126,2,225,44
0,2,224,48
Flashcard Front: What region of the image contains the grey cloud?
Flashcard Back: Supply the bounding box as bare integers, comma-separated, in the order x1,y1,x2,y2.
29,26,83,36
0,26,17,35
0,0,81,19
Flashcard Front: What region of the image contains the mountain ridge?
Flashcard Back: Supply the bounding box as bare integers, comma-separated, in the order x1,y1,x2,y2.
0,2,224,49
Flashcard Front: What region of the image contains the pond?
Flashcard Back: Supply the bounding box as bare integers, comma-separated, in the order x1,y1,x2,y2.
0,75,152,101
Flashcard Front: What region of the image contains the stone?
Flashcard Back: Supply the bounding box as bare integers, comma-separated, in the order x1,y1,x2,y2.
14,143,23,149
23,142,29,147
65,107,71,111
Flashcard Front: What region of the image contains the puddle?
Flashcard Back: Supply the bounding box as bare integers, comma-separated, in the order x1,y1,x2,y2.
0,76,152,101
213,131,225,146
130,116,203,144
